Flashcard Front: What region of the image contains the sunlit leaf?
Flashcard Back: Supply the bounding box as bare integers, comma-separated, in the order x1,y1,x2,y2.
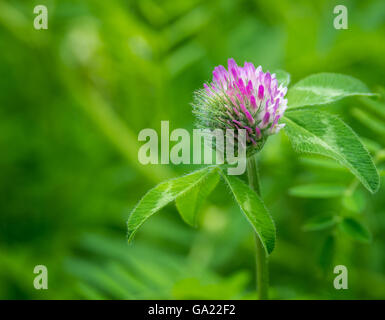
339,217,372,243
127,166,219,242
360,137,382,154
220,171,276,255
176,167,220,226
283,110,380,193
287,73,374,109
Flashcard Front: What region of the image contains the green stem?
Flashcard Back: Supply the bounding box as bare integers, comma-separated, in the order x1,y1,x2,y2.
247,155,269,300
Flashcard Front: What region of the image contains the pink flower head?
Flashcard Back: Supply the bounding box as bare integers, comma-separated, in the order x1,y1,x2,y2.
193,58,288,153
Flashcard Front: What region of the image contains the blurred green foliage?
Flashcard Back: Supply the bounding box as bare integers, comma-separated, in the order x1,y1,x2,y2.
0,0,385,299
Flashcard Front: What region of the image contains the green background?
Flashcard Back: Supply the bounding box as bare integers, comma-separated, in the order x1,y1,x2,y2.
1,0,385,299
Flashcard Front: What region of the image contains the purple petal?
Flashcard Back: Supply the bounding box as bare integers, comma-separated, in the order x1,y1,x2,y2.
273,115,281,126
258,85,264,100
249,136,257,145
236,93,244,104
263,111,270,124
232,119,242,128
228,58,238,71
264,72,271,88
213,71,221,86
246,80,253,95
204,83,212,95
243,125,253,134
265,100,269,112
240,104,255,124
250,95,257,110
231,68,238,80
273,98,280,114
237,78,246,95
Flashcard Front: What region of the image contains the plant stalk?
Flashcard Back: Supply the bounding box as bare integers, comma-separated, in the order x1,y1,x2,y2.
247,155,269,300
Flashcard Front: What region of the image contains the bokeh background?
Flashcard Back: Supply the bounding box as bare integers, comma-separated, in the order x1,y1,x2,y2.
1,0,385,299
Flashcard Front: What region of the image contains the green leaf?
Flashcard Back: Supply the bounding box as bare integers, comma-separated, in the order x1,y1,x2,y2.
220,171,276,255
303,215,338,232
318,235,335,272
273,70,290,87
289,183,345,198
283,110,380,193
299,156,346,170
287,73,374,109
339,217,372,243
351,108,385,137
127,166,219,242
359,97,385,119
175,168,220,226
342,190,366,213
360,137,382,154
